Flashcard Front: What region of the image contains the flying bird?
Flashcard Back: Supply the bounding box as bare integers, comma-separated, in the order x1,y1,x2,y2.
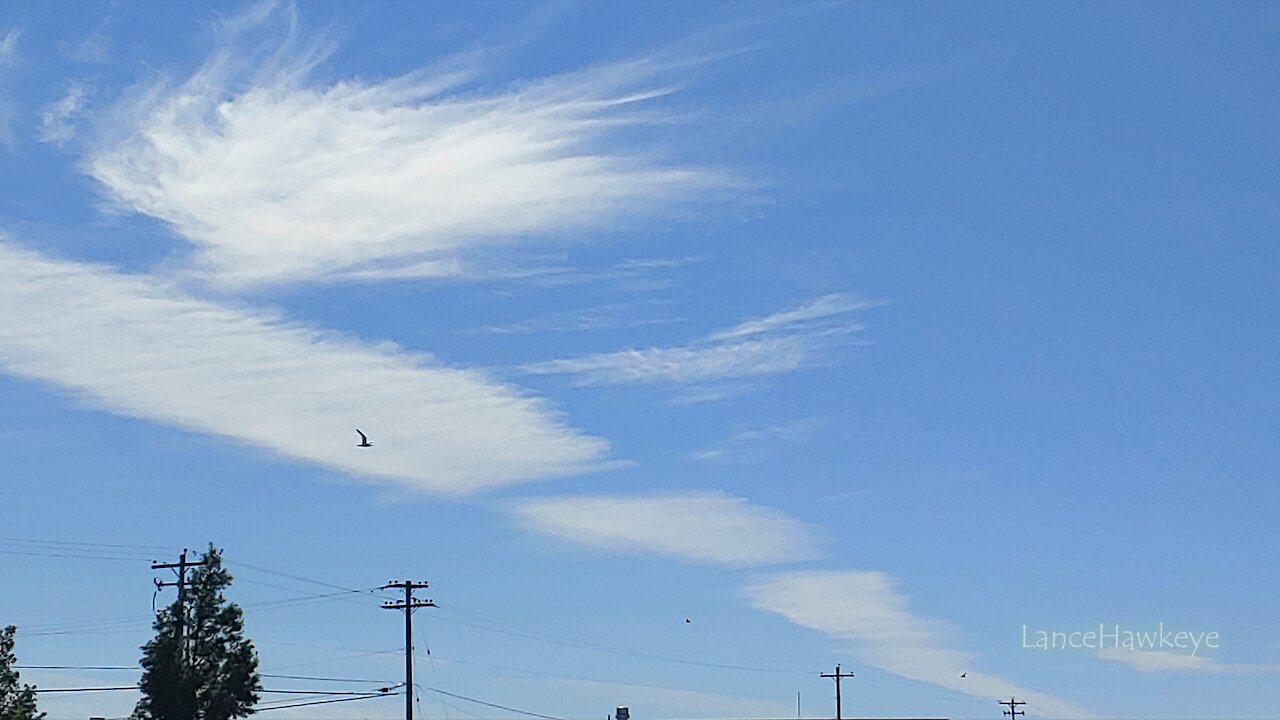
356,429,372,447
685,618,692,624
959,672,967,678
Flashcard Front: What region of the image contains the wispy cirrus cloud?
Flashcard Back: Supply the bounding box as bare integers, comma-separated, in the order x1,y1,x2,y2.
0,29,17,63
505,255,711,290
86,4,735,289
473,298,681,336
0,240,609,494
1097,647,1280,675
746,571,1095,719
524,332,844,385
0,28,20,149
511,492,822,566
708,293,883,341
687,418,820,463
37,81,89,147
522,293,877,392
59,26,111,65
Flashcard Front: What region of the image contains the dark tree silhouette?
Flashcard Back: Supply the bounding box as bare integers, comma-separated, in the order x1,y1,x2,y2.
0,625,44,720
134,545,260,720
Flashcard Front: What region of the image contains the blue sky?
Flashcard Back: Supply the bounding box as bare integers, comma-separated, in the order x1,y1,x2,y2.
1,2,1278,719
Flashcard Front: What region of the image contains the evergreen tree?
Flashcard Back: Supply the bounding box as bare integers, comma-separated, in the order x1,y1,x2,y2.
134,545,260,720
0,625,44,720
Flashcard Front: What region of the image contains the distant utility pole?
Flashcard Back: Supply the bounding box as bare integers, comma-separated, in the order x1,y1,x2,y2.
380,580,435,720
151,548,208,661
820,663,854,720
999,697,1027,718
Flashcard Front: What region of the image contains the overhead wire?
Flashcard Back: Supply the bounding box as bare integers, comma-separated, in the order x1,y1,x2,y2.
253,692,395,712
417,616,451,720
417,684,567,720
424,653,793,701
259,647,403,672
0,535,178,552
31,686,137,693
15,665,137,671
260,672,396,683
0,548,148,563
427,613,810,675
10,547,862,715
435,605,816,670
230,560,395,599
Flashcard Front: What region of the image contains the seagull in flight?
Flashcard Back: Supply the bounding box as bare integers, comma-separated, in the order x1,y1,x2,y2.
356,429,373,448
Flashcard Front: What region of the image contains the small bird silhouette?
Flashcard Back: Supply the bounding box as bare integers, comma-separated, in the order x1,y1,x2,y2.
356,429,373,447
685,618,692,624
959,672,967,678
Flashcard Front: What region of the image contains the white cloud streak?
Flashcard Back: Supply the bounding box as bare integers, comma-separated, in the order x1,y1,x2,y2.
522,293,873,389
61,28,111,65
0,28,20,149
511,492,822,566
0,29,17,63
1097,648,1280,675
37,81,88,147
86,4,732,289
524,332,836,384
687,419,819,463
474,298,680,336
707,293,884,342
0,240,609,494
746,571,1095,719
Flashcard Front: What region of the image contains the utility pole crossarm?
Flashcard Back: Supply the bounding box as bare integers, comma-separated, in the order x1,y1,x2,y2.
151,548,210,588
999,697,1027,718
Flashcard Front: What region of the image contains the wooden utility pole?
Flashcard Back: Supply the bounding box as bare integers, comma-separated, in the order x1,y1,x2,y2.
380,580,435,720
820,664,855,720
151,548,208,662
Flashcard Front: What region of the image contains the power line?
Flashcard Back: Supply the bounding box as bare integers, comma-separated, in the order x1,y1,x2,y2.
243,589,366,613
18,589,362,639
232,560,393,599
258,647,403,672
0,536,178,552
428,613,809,674
15,665,136,671
32,686,390,695
416,621,451,720
254,692,396,712
417,684,566,720
0,537,174,563
20,620,153,638
18,654,791,705
32,687,137,693
426,653,792,701
0,549,144,563
17,614,146,632
435,604,816,671
261,688,401,695
260,672,397,684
